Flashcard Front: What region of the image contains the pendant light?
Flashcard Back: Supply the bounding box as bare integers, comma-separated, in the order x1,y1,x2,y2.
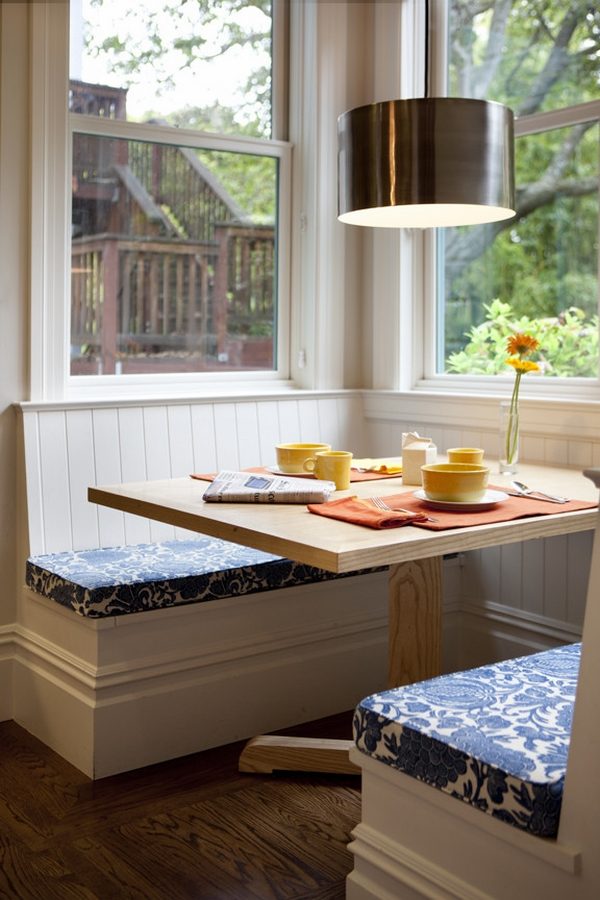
337,7,515,229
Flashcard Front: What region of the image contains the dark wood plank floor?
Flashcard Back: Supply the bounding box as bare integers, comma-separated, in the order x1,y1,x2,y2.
0,712,360,900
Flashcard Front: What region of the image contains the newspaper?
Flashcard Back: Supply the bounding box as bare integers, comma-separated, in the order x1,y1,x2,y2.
203,469,336,504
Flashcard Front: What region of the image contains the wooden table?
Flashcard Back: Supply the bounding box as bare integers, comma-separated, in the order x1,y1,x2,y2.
89,462,597,775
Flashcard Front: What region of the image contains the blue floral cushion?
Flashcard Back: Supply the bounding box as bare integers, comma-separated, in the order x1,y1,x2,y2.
27,537,383,618
353,642,580,838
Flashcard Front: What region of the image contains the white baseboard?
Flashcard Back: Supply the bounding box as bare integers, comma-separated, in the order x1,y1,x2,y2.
0,627,14,721
14,572,391,778
453,600,581,670
348,822,490,900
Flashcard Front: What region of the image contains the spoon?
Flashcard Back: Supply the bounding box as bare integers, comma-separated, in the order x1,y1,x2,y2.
510,481,568,504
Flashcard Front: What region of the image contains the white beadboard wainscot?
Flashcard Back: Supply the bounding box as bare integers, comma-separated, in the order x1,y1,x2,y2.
21,393,368,554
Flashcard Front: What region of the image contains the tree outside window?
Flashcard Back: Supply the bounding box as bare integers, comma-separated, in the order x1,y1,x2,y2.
439,0,599,379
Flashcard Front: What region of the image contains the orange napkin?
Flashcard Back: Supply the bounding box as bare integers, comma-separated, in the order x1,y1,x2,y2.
306,496,429,530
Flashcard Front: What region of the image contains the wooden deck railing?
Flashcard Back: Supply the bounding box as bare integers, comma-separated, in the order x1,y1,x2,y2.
71,226,275,374
129,143,248,243
69,80,276,374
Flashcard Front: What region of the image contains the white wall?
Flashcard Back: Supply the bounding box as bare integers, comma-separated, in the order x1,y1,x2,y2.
0,2,30,720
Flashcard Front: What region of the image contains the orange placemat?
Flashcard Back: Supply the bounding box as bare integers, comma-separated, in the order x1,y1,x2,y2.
307,486,597,531
190,466,402,483
396,487,596,530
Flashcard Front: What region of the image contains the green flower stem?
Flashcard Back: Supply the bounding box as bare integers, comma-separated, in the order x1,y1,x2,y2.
505,370,521,465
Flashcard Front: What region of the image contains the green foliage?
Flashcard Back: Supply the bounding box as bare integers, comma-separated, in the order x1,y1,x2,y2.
446,299,599,377
85,0,272,136
450,0,600,113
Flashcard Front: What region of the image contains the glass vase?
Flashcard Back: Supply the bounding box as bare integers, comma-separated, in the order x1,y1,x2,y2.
499,399,519,474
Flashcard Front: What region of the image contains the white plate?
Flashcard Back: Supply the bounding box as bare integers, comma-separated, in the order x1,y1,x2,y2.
414,489,509,512
265,465,314,478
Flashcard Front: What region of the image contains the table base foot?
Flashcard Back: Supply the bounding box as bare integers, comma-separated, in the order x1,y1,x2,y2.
238,735,360,775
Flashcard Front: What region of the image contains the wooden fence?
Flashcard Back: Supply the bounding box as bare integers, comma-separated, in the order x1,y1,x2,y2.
71,225,275,374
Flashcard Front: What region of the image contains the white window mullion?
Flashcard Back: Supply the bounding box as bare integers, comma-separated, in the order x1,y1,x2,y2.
515,102,600,138
368,0,419,391
289,0,372,391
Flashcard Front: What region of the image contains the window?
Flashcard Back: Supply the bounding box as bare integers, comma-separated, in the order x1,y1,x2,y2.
432,0,600,386
33,0,368,401
67,0,290,383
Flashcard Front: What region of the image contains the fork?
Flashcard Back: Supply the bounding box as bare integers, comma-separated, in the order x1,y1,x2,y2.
370,496,438,522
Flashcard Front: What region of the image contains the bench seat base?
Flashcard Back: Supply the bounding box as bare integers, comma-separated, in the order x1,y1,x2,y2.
347,746,582,900
353,643,580,838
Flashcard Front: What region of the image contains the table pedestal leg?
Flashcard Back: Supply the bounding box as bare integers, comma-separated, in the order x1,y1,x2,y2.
238,555,444,775
387,556,443,688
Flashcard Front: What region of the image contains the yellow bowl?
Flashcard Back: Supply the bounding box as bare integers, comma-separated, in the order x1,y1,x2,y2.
447,447,484,465
421,463,490,502
276,442,331,473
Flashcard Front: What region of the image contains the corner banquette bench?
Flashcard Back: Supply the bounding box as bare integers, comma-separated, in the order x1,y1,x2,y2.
18,396,391,778
346,470,600,900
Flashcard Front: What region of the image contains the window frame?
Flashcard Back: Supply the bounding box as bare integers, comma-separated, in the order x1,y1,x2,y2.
31,0,293,401
411,1,600,402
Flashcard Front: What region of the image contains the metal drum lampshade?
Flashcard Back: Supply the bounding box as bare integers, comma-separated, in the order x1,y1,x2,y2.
337,97,515,228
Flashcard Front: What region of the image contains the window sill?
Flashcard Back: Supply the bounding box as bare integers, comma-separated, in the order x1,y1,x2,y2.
414,375,600,404
63,373,297,404
18,386,362,412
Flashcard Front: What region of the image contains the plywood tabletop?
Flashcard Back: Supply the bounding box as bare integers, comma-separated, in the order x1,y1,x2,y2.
88,462,598,573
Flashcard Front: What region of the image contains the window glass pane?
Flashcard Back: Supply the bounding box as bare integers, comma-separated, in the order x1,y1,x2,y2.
438,0,600,380
449,0,599,112
69,0,273,138
440,123,598,375
71,133,277,375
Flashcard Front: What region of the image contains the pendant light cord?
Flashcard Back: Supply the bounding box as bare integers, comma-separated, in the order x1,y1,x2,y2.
424,0,430,99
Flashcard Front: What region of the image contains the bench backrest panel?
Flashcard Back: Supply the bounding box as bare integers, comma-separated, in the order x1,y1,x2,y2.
21,394,367,555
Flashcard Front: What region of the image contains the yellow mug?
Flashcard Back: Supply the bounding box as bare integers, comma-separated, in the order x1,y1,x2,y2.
275,442,331,473
303,450,353,490
447,447,485,465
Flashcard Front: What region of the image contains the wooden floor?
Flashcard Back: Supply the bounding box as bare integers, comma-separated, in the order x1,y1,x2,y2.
0,712,360,900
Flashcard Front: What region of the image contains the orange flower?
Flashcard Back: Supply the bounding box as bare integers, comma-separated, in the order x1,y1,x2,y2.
503,331,541,468
506,333,539,357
